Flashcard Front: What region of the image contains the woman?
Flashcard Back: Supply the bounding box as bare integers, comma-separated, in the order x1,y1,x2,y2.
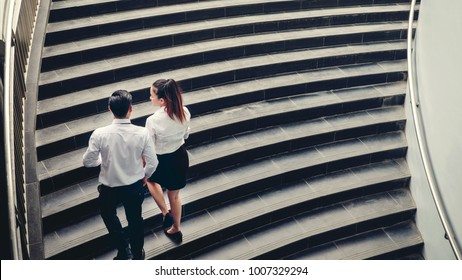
145,78,190,243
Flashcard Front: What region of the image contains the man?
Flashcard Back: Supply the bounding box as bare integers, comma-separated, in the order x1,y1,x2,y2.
83,90,158,260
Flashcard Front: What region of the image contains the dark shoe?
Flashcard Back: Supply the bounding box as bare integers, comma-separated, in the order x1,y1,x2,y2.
162,211,173,230
113,247,133,260
165,229,183,244
133,248,145,260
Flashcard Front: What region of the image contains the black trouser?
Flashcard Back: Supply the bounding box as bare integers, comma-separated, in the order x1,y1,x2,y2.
98,180,145,258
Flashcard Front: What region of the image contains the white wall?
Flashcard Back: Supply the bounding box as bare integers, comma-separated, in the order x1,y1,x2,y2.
406,0,462,259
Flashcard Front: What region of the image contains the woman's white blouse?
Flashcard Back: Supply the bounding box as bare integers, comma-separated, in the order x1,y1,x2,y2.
145,106,191,155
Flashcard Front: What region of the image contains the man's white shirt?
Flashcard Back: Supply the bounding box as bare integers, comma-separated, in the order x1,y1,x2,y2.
83,119,158,187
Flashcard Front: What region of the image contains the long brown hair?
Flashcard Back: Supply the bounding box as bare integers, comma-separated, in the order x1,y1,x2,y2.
152,79,187,123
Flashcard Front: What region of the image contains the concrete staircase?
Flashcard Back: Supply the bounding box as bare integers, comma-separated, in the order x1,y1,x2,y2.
37,0,423,259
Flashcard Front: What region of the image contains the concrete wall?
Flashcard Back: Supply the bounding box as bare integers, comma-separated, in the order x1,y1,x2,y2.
406,0,462,259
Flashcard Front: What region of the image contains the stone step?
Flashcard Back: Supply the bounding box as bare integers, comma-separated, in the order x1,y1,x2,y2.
45,0,308,45
37,0,421,262
36,60,406,164
104,184,415,260
284,221,423,260
187,189,416,260
396,253,425,260
40,105,405,232
45,0,412,45
36,77,407,194
42,3,413,71
38,21,412,101
37,39,407,130
48,0,199,23
43,131,409,259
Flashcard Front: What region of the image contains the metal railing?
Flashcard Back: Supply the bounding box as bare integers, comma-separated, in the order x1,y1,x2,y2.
406,0,461,260
3,0,20,260
2,0,40,260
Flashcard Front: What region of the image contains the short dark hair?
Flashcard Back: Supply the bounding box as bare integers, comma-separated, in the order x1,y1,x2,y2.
108,90,132,118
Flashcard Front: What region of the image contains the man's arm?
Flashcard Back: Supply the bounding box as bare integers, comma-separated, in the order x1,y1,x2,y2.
83,132,102,167
184,125,190,140
143,132,158,178
184,107,191,140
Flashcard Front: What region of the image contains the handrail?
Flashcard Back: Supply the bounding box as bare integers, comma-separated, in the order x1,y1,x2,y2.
406,0,461,259
3,0,20,260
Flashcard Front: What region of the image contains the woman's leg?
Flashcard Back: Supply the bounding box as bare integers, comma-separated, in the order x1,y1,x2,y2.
146,181,169,216
166,189,182,233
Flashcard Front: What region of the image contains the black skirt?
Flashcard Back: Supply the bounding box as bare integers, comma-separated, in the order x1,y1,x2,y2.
148,144,189,190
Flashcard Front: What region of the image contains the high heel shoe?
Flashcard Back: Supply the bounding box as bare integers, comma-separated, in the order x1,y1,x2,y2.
165,228,183,244
162,211,173,230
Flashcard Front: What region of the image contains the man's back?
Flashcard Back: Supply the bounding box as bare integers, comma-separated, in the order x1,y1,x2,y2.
83,119,158,187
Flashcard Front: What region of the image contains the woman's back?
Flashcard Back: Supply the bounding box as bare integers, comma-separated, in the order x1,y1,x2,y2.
146,106,190,154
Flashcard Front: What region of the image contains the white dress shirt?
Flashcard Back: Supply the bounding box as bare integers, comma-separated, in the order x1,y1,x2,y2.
83,119,158,187
145,106,191,154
